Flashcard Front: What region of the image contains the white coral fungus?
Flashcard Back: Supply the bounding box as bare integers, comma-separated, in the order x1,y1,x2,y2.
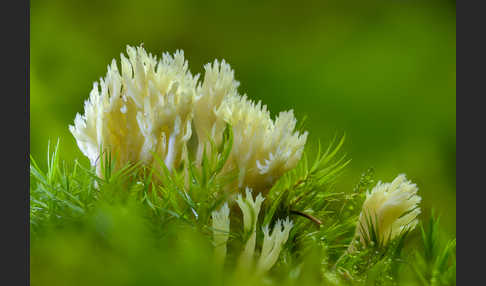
234,188,293,274
357,174,421,246
256,218,293,274
217,96,308,191
193,59,239,163
236,188,265,268
193,59,307,191
70,45,307,190
211,203,231,265
69,46,198,176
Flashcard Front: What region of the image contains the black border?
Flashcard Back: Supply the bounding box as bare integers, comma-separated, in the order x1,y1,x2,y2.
457,0,484,284
2,0,29,284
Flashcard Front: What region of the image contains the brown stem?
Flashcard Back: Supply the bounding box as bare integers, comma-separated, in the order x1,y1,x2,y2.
290,210,322,225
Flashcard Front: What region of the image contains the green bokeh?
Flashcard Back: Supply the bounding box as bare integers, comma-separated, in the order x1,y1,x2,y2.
30,0,455,234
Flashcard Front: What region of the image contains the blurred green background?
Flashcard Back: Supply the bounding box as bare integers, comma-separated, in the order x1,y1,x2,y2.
30,0,455,235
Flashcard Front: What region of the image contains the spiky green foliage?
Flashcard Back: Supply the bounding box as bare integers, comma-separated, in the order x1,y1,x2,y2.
410,214,456,286
30,133,456,286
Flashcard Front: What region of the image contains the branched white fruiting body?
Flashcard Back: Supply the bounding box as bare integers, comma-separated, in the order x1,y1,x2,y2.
256,217,293,274
69,45,198,176
356,174,421,246
194,60,239,164
70,45,308,191
235,188,264,269
255,110,308,181
193,58,308,192
211,189,292,274
211,203,231,265
218,95,308,191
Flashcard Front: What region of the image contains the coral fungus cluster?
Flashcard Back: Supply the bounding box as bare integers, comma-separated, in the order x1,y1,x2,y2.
70,45,307,192
69,45,422,275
